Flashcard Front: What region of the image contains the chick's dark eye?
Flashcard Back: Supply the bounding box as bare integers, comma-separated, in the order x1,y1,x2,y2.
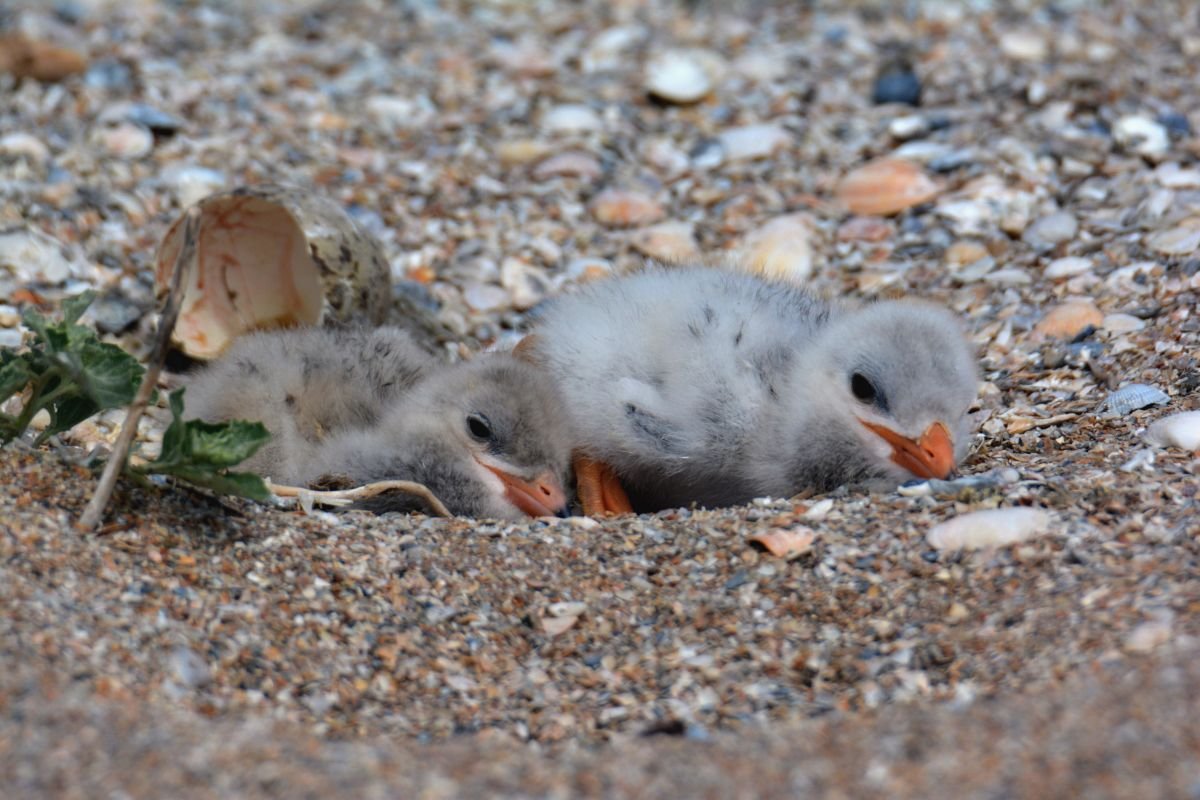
850,372,877,404
466,413,493,441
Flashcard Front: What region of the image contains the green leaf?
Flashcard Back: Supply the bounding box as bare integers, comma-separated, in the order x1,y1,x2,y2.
0,354,33,404
137,388,272,503
70,339,143,409
60,290,97,325
156,467,272,503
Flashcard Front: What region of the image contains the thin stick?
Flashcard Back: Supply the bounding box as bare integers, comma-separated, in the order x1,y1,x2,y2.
269,479,452,517
77,208,200,531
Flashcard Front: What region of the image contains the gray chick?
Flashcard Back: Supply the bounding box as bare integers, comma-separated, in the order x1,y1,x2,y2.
184,326,571,519
524,266,979,514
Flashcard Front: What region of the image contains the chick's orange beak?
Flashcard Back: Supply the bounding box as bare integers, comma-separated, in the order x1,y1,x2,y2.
483,465,568,518
858,420,955,480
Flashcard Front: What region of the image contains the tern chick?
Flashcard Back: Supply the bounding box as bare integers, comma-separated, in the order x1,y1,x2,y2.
525,266,979,513
185,326,571,519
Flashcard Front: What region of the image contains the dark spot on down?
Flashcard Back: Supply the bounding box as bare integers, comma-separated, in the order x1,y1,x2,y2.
285,394,296,408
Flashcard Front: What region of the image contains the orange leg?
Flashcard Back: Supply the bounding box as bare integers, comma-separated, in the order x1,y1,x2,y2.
573,454,634,516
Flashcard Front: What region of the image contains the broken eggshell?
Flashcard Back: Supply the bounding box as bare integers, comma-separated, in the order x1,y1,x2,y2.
154,184,390,359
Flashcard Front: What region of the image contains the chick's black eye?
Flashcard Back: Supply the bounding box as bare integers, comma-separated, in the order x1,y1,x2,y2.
466,413,493,441
850,372,877,404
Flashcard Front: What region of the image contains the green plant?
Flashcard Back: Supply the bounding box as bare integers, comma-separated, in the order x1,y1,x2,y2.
0,291,270,502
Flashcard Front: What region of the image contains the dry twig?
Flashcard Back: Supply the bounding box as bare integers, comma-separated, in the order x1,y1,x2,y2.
77,208,200,531
269,479,452,517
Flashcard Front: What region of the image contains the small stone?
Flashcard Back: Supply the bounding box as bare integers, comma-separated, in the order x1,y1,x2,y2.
89,291,144,334
365,94,435,130
565,258,612,283
1033,300,1103,340
1043,256,1093,280
872,67,921,106
837,158,939,216
543,104,603,135
1101,313,1145,334
161,164,227,208
927,507,1052,551
983,268,1031,286
642,138,690,175
169,647,212,689
1113,115,1170,160
1146,225,1200,256
0,227,87,285
716,124,790,162
739,213,816,284
944,241,989,267
99,102,184,134
496,139,554,167
1155,163,1200,189
888,115,928,140
629,222,700,263
91,123,153,159
836,216,894,243
0,328,23,349
644,49,715,105
462,283,510,312
1144,411,1200,451
1123,615,1173,654
1157,110,1191,139
999,30,1048,61
0,133,51,163
1024,211,1079,250
590,189,665,227
582,26,643,73
500,257,549,310
532,152,602,181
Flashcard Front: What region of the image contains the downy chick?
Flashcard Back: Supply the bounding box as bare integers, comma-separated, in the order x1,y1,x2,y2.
525,266,979,513
184,326,571,519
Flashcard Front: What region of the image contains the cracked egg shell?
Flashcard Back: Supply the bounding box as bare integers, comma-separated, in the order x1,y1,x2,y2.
154,184,390,359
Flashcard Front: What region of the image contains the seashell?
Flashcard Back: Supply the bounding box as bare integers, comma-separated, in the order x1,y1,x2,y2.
749,527,816,559
716,124,790,162
738,213,816,284
927,507,1052,551
590,189,665,227
1144,411,1200,451
154,184,390,360
835,158,939,216
1097,383,1169,416
644,49,716,105
1032,300,1103,340
629,221,700,263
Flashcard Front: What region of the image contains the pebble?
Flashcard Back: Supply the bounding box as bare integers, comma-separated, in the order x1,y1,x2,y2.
872,67,921,106
716,124,790,162
739,213,816,284
462,283,510,312
1097,384,1169,416
944,241,989,267
0,226,87,285
581,26,642,73
0,132,51,163
91,123,154,159
500,257,549,310
999,30,1049,61
1043,256,1093,280
644,49,715,105
564,257,612,284
641,139,690,176
590,189,665,227
89,291,144,334
888,115,928,140
1024,211,1078,250
1033,300,1104,340
99,102,184,135
629,222,700,263
366,94,435,130
169,647,213,689
0,328,23,348
1145,224,1200,255
0,33,87,82
1154,163,1200,188
161,164,227,208
836,158,939,216
1113,115,1170,160
927,507,1052,551
532,152,602,181
1123,614,1173,654
1101,313,1145,334
836,216,894,243
496,139,554,167
543,104,603,135
1144,411,1200,451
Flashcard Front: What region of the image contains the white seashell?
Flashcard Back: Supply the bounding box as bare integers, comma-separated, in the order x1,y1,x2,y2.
644,49,715,104
1097,383,1169,416
1144,411,1200,451
1113,115,1169,160
927,507,1052,551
